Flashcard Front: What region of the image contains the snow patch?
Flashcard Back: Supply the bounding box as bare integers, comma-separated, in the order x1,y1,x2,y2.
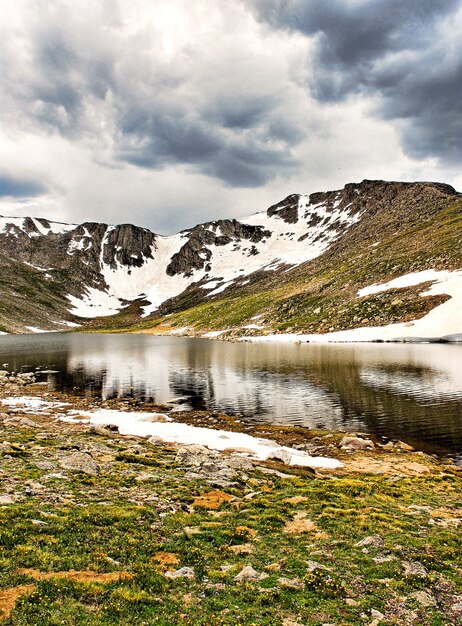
67,288,126,318
245,269,462,343
64,409,342,468
1,397,70,412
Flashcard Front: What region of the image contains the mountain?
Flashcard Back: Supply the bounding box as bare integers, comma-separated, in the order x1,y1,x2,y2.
0,179,461,338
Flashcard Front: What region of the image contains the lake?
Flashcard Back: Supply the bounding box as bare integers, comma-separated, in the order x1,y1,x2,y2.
0,333,461,456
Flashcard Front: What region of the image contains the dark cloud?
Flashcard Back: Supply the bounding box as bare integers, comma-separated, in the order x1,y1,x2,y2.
0,7,303,189
250,0,462,164
117,102,298,187
0,176,46,198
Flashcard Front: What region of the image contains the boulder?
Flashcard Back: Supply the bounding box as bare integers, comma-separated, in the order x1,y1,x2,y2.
59,451,100,475
339,436,374,450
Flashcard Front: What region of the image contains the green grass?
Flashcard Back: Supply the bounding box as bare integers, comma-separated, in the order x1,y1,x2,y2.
1,416,461,625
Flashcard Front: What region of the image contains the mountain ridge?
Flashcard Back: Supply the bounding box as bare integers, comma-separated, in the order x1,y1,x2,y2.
0,179,461,337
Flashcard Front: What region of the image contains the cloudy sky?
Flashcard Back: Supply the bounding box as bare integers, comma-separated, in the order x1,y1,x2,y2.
0,0,461,233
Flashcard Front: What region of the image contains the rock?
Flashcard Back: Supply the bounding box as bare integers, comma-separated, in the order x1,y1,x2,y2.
355,535,384,548
407,590,436,607
382,441,394,451
373,554,395,564
89,425,118,436
267,449,292,464
147,435,163,444
396,441,414,451
225,455,254,471
59,451,100,475
16,417,40,428
176,445,217,467
306,560,328,572
407,505,432,513
339,436,374,450
164,567,195,579
278,577,303,589
371,609,385,620
402,560,428,578
234,566,268,582
0,494,15,505
345,598,359,607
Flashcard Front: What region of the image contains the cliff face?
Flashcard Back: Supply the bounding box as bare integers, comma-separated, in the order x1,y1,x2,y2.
0,180,460,334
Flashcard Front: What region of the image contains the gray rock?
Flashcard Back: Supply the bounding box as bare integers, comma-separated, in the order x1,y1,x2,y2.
234,566,268,582
339,436,374,450
402,560,428,577
267,449,292,464
371,609,385,620
355,535,384,548
175,444,216,467
373,554,396,564
407,591,436,607
306,560,329,572
278,576,303,589
164,567,195,579
59,451,100,475
0,494,15,505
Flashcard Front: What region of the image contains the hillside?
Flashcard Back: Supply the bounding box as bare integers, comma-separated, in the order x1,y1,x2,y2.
0,180,461,339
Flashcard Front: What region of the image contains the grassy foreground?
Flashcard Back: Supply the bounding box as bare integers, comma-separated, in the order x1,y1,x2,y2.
0,389,462,625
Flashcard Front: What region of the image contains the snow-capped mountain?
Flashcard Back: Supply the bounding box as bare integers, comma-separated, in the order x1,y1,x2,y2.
0,179,460,335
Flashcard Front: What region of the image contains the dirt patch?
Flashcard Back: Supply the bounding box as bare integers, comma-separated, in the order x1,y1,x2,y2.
1,571,132,620
152,552,180,572
342,456,432,476
228,543,253,554
0,585,35,620
193,490,234,509
283,496,309,505
15,568,132,583
235,525,258,538
283,512,322,535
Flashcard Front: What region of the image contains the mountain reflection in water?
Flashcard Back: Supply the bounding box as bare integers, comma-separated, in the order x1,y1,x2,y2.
0,333,461,454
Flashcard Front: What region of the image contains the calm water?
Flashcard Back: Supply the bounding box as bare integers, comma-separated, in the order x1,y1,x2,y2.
0,333,462,455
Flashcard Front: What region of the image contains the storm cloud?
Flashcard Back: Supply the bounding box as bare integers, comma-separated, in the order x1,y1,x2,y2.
250,0,462,163
0,1,461,231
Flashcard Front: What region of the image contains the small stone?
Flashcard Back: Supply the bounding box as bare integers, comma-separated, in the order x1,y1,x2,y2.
0,494,15,505
306,560,328,572
402,560,428,577
278,577,303,589
407,505,432,513
339,436,374,450
396,441,414,451
371,609,384,620
220,565,233,573
267,449,292,464
355,535,384,548
234,565,268,582
407,591,436,607
59,451,100,475
164,567,195,579
345,598,359,607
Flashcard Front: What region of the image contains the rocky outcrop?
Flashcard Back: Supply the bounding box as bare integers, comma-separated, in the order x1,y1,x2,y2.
0,179,460,333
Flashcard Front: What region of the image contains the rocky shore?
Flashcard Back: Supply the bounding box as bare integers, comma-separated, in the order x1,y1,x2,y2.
1,372,462,625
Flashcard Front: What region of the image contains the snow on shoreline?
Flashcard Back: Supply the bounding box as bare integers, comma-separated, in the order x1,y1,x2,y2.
65,408,342,469
243,269,462,344
0,396,342,468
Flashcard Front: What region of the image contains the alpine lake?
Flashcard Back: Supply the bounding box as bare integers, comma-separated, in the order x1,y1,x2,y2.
0,332,461,459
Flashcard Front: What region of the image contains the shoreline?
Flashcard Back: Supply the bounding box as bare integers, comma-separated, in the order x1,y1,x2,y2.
1,374,462,624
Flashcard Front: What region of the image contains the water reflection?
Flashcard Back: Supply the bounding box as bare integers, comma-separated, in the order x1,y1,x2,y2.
0,333,461,453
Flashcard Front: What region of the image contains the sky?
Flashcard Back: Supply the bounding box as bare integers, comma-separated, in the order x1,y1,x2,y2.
0,0,461,234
